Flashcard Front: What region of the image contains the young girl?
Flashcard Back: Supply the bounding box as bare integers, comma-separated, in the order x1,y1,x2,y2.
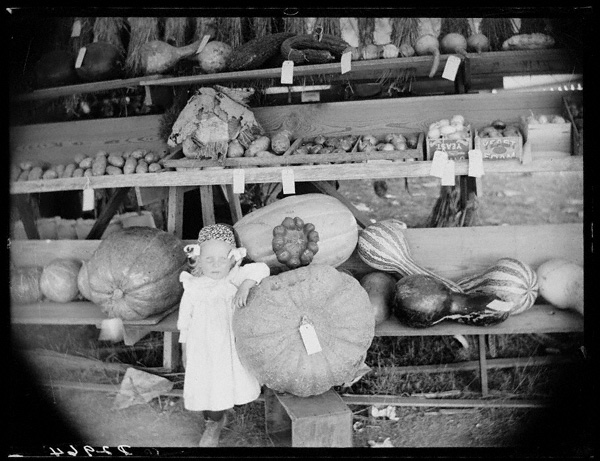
178,223,270,447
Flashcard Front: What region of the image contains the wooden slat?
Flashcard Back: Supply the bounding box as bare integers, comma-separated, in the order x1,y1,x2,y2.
86,187,131,240
14,195,40,239
199,185,215,225
167,186,185,238
340,394,551,408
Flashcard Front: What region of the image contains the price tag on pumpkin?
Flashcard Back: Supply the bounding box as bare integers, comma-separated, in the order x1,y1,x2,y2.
281,168,295,194
468,149,484,177
232,168,245,194
341,51,352,74
281,60,294,85
487,299,514,312
442,55,461,81
75,47,87,69
195,34,211,55
299,317,322,355
441,159,456,186
430,150,448,178
71,19,82,38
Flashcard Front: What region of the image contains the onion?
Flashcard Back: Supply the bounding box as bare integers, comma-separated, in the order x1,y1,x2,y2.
361,44,381,60
382,44,399,59
440,33,468,57
399,43,415,57
467,33,490,53
415,34,441,78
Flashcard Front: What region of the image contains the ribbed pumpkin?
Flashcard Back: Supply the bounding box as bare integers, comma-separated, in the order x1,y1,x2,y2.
77,260,93,301
233,264,375,397
40,259,82,303
233,194,358,271
10,266,44,304
85,227,187,321
458,258,539,315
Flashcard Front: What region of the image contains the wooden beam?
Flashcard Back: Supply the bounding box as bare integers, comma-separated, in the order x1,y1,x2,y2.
14,194,40,239
224,184,244,223
199,185,216,226
167,186,184,238
478,334,489,397
340,394,551,408
86,187,131,240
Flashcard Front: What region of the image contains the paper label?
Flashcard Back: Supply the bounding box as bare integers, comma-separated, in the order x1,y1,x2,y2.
75,47,87,69
430,150,448,178
487,299,514,312
468,149,485,177
195,34,211,54
71,19,81,38
442,55,461,81
299,320,322,355
441,159,456,186
232,169,245,194
281,168,295,194
82,187,95,211
281,60,294,85
301,91,320,103
341,51,352,74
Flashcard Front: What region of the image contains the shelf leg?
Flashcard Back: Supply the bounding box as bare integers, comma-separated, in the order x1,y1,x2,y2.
199,185,216,226
14,194,40,239
86,187,131,239
478,334,489,397
162,331,181,371
167,186,184,238
224,184,244,223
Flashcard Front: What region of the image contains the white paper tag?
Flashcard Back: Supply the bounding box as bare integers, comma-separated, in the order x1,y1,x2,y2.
441,159,456,186
82,187,95,211
430,151,448,178
487,299,514,312
341,51,352,74
281,60,294,85
195,34,211,54
299,319,322,355
232,169,245,194
75,47,87,69
301,91,320,103
281,168,295,194
442,55,462,81
468,149,485,177
71,19,82,38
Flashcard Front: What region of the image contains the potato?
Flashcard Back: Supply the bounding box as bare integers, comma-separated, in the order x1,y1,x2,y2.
106,165,123,175
73,153,87,165
62,163,77,178
271,130,292,154
96,150,108,158
42,169,59,180
123,157,138,174
245,136,271,157
28,166,43,181
79,157,94,169
11,165,21,182
324,137,340,148
107,154,125,168
83,168,93,177
148,162,162,173
17,170,29,181
144,152,159,164
55,164,66,177
92,156,108,176
135,160,149,174
313,135,326,145
72,168,84,178
131,149,146,160
227,139,245,158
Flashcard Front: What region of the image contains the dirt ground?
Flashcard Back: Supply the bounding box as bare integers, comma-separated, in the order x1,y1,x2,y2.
8,170,593,456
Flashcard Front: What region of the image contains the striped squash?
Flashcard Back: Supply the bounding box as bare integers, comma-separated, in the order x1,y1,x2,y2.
357,219,463,293
457,258,538,315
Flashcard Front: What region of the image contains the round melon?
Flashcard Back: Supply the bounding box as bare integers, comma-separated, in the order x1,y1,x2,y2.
536,258,583,315
197,41,232,73
11,266,44,304
40,259,82,303
233,264,375,397
233,194,359,271
85,227,187,321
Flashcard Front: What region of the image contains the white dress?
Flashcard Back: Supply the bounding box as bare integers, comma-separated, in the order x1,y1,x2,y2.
177,263,270,412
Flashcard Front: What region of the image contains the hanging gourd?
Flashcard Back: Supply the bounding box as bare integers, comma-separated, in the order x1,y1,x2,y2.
125,17,160,76
233,264,375,397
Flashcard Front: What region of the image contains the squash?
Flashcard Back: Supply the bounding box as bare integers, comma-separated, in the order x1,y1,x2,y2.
393,274,510,328
233,194,358,271
357,219,463,292
272,217,319,269
536,259,583,315
75,42,125,82
197,41,232,74
34,50,79,89
458,258,539,315
360,271,396,325
414,34,440,78
233,264,375,397
10,266,44,304
40,259,82,303
85,227,187,320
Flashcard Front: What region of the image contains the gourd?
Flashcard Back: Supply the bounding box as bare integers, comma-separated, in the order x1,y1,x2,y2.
280,34,350,65
440,32,468,56
34,50,79,88
467,33,490,53
10,266,44,304
40,259,82,303
234,194,358,271
360,271,396,325
357,219,463,292
139,40,202,74
393,274,510,328
197,41,232,73
233,264,375,397
458,258,539,315
414,34,440,78
75,42,125,82
536,259,583,315
272,217,319,269
85,227,187,321
228,32,295,71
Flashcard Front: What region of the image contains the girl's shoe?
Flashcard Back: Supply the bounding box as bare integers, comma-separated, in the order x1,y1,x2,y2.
199,414,227,447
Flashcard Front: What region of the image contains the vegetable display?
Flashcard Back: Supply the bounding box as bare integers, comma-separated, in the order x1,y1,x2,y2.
233,264,375,397
536,259,583,315
40,259,83,303
280,34,349,65
440,33,468,56
272,217,319,269
138,39,202,74
227,32,295,71
477,120,521,138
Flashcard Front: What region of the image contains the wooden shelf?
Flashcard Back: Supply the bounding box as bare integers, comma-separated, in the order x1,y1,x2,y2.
9,155,583,194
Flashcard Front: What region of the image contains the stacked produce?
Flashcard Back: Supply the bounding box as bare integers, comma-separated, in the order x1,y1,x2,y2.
477,120,521,138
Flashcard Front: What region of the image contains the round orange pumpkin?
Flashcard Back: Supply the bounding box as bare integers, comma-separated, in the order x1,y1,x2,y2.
40,259,82,303
233,264,375,397
85,227,187,320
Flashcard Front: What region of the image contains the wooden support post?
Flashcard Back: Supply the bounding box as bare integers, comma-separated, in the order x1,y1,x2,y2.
199,185,216,226
167,186,184,238
162,331,181,371
14,194,40,239
478,334,489,397
87,187,132,239
224,184,244,223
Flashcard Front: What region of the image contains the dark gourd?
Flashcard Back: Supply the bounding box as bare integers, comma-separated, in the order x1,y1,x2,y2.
280,34,350,65
360,271,396,325
34,50,79,88
75,42,125,82
272,217,319,269
228,32,295,71
393,274,510,328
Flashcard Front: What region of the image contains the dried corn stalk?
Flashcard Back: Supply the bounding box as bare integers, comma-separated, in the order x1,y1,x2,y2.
216,17,243,49
358,17,375,45
283,17,306,34
250,17,273,40
440,17,471,37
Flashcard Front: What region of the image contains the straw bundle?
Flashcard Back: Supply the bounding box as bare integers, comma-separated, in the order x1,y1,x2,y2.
194,17,217,41
164,17,190,47
358,17,375,45
316,17,341,37
440,17,471,37
391,18,420,48
283,17,306,34
479,18,514,51
93,17,126,54
125,17,160,76
215,17,244,49
249,17,273,40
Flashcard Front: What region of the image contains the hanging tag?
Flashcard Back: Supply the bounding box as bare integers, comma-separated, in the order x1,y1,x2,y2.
299,317,322,355
71,19,82,38
281,168,295,194
232,169,245,194
281,60,294,85
468,149,485,177
144,86,153,106
75,47,87,69
487,299,514,312
195,34,211,54
301,91,320,103
82,188,95,211
430,151,448,178
442,55,461,81
441,159,456,186
341,51,352,74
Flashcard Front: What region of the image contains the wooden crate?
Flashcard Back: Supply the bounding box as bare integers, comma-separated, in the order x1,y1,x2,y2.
519,116,571,155
426,126,473,160
563,93,583,156
474,130,523,160
264,388,353,447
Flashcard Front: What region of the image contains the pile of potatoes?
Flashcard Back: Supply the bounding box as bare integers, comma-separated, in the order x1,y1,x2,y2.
11,149,169,182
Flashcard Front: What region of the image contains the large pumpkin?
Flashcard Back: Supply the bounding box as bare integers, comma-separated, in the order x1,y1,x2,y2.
85,227,187,321
233,194,359,271
233,264,375,397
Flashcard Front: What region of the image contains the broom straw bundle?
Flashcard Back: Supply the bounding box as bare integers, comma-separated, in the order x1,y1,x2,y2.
391,17,420,48
479,18,514,51
93,17,126,54
358,17,375,45
193,17,217,41
215,17,244,49
125,17,160,76
163,17,190,47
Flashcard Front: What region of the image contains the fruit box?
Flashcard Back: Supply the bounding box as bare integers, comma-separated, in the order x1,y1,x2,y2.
474,129,523,160
519,116,572,155
426,125,472,161
563,93,583,156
